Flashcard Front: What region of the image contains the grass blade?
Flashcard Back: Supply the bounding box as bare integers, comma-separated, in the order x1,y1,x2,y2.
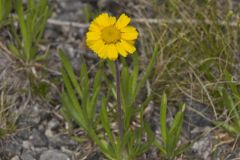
160,93,168,146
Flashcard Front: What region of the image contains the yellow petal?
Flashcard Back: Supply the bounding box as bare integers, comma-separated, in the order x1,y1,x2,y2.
98,47,108,59
121,26,138,40
91,40,104,52
86,32,100,41
115,14,131,29
88,40,107,59
121,32,138,40
121,40,136,54
106,44,118,60
121,26,137,33
116,42,127,57
94,13,116,28
86,40,95,47
89,22,101,32
109,16,117,26
94,13,111,27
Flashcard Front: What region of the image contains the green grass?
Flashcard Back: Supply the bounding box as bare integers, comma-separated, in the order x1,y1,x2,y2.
8,0,50,63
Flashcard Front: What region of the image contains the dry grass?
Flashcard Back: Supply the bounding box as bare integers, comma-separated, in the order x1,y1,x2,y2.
132,0,240,117
0,49,31,139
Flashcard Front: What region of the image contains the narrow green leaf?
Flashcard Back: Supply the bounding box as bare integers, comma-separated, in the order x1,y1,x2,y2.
88,86,100,122
120,66,129,111
59,49,83,97
61,68,89,130
160,93,168,146
154,140,167,154
166,104,185,157
169,104,185,134
135,45,159,99
8,43,20,58
100,97,116,149
131,53,139,100
80,63,90,110
93,69,102,91
16,0,31,60
223,90,240,121
61,93,86,129
224,71,238,96
221,123,238,134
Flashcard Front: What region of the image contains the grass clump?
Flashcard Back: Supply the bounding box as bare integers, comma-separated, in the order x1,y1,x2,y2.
8,0,50,63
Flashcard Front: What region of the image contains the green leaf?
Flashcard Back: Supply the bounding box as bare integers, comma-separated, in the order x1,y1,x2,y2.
169,104,185,134
167,104,185,156
224,71,239,96
223,89,240,121
0,0,12,23
135,45,159,99
61,93,86,129
100,97,116,147
16,0,31,61
8,43,20,58
160,93,168,146
80,62,90,112
59,49,83,97
154,140,167,154
61,67,89,130
221,123,238,134
131,53,139,100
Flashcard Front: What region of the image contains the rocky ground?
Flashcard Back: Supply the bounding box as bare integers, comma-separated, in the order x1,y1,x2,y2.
0,0,239,160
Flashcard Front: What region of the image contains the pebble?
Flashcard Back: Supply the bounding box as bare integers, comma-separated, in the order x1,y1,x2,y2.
192,135,212,160
22,140,32,149
10,156,20,160
21,152,36,160
29,129,49,147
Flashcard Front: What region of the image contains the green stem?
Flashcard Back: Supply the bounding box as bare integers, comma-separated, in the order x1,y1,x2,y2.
115,60,123,139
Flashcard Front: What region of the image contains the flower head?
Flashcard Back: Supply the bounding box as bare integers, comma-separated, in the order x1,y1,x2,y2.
86,13,138,60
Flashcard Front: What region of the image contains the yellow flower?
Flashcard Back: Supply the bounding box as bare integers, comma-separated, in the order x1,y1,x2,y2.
86,13,138,60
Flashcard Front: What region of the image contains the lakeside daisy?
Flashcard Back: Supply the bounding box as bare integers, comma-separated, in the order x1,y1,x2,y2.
86,13,138,60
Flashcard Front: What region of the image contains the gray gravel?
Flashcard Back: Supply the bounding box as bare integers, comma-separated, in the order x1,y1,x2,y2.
40,150,70,160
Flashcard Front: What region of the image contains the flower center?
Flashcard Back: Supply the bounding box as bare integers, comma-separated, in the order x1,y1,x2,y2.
101,26,121,44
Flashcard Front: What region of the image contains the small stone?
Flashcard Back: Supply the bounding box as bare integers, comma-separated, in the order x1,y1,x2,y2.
45,128,54,137
48,135,77,149
22,141,32,149
192,135,212,159
16,129,31,140
3,138,22,156
21,152,36,160
32,147,48,156
29,129,48,147
11,156,20,160
40,150,70,160
48,118,60,130
62,44,75,58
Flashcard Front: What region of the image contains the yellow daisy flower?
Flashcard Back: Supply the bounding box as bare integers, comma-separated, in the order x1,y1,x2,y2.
86,13,138,60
